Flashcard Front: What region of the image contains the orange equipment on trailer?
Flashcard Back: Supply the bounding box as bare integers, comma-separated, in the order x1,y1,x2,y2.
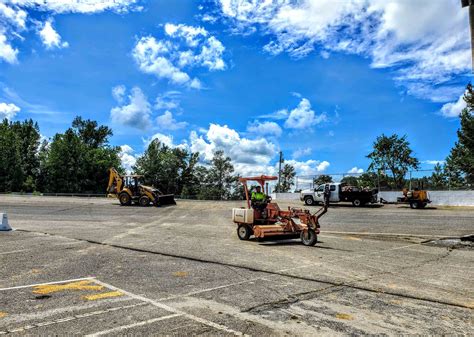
232,175,329,246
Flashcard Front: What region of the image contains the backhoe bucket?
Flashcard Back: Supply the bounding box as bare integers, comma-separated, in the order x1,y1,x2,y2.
157,194,176,206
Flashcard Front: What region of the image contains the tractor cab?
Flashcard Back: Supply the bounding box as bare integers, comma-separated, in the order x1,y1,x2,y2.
239,175,279,223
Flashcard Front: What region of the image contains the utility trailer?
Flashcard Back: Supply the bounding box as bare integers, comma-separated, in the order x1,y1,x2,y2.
397,189,431,209
301,182,378,207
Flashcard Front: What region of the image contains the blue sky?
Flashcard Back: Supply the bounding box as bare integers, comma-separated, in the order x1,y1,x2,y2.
0,0,472,177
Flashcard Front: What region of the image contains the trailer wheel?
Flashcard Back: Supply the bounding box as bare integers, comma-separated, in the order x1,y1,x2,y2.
139,196,150,207
119,192,131,206
304,196,315,206
410,201,418,209
352,199,362,207
237,224,252,240
300,229,317,246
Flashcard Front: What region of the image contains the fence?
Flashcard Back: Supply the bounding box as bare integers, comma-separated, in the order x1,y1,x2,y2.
294,169,472,192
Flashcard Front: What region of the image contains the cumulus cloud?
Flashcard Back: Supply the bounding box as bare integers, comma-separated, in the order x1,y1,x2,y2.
110,86,152,130
259,109,288,120
0,1,138,62
283,98,327,129
119,144,137,173
133,23,226,88
440,93,466,118
112,85,126,103
145,133,176,148
247,120,282,137
156,111,187,130
38,19,68,49
189,123,277,176
348,167,364,174
292,147,311,159
155,91,181,110
217,0,470,102
0,102,20,119
284,159,330,176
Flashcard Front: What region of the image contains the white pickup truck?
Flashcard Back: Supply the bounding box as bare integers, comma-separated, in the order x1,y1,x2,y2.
300,183,379,207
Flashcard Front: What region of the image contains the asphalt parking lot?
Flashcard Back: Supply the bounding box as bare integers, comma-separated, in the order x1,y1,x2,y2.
0,195,473,335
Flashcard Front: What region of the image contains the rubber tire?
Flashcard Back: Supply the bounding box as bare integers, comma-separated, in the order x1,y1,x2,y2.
237,224,251,240
420,202,427,209
119,192,131,206
139,196,150,207
300,229,317,246
352,199,362,207
304,196,315,206
410,201,418,209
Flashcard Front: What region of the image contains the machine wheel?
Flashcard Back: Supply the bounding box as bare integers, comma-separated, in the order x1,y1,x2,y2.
352,199,362,207
304,196,315,206
139,196,150,207
410,201,418,209
119,192,131,206
300,229,317,246
237,224,252,240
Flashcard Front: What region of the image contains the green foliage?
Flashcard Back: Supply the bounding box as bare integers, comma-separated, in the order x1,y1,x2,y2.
313,174,333,187
197,150,235,200
445,83,474,186
0,119,23,191
340,176,359,186
276,163,295,192
367,134,419,189
40,117,121,193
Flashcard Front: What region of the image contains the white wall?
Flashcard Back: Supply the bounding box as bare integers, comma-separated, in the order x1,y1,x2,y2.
273,191,474,206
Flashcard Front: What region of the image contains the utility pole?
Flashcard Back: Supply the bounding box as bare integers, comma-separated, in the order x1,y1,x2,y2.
277,151,283,193
462,0,474,70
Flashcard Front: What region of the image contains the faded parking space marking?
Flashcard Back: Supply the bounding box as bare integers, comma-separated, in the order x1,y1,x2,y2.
33,280,104,295
83,291,123,301
0,277,95,292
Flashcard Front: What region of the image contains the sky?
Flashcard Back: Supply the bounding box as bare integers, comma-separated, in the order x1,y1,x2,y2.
0,0,472,179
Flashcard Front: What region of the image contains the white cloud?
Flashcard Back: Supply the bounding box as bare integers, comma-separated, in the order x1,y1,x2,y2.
259,109,288,120
0,102,20,119
155,91,181,110
284,159,330,176
284,98,327,129
7,0,140,14
110,86,152,130
0,3,27,28
119,144,137,173
190,123,277,176
133,23,226,88
112,85,126,103
218,0,471,102
147,133,175,148
38,19,68,49
247,120,282,137
292,147,311,159
156,111,187,130
348,167,364,174
423,160,446,165
440,93,466,118
0,31,18,63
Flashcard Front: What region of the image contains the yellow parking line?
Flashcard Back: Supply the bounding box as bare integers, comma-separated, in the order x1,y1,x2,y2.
0,312,7,318
33,280,103,295
82,291,124,301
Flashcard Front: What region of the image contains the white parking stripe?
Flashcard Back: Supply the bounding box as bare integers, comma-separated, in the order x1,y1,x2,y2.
92,279,247,336
85,314,182,336
0,277,95,291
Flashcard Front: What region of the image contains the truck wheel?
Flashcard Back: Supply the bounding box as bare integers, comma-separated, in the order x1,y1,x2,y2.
119,192,131,206
300,229,317,246
237,224,252,240
352,199,362,207
410,201,418,209
304,196,315,206
139,196,150,207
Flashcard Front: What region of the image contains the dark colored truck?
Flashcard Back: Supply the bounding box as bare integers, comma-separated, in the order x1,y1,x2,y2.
300,183,379,207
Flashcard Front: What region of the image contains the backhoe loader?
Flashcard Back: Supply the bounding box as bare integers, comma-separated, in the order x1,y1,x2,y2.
107,168,176,206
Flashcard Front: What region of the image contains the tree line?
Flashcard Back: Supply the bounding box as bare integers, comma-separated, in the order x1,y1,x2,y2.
1,84,472,196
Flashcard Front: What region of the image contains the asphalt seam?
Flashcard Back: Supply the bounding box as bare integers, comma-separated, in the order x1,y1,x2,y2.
14,229,474,310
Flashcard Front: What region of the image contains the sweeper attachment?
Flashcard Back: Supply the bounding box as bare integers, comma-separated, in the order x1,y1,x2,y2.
232,175,329,246
107,168,176,206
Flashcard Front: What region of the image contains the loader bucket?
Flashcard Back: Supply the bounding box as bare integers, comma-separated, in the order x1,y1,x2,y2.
157,194,176,206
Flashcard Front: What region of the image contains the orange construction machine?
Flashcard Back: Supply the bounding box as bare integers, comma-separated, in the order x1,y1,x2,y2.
232,175,329,246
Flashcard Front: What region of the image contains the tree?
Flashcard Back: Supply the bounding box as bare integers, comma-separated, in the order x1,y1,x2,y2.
0,119,23,192
430,163,448,190
276,163,295,192
41,117,121,193
341,176,359,186
198,150,235,200
313,174,333,187
445,83,474,186
367,134,419,189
